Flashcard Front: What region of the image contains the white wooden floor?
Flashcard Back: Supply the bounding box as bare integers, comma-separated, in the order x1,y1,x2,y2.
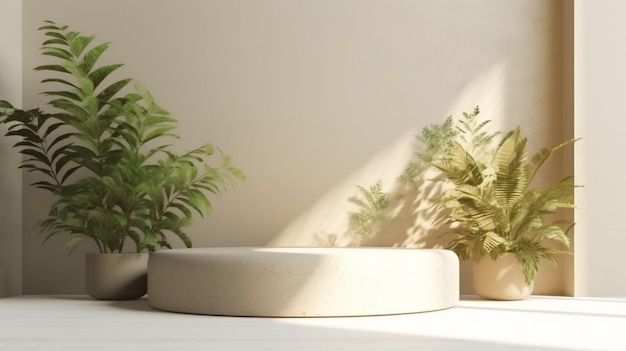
1,295,625,350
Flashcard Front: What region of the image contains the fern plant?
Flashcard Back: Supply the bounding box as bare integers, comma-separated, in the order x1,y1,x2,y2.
0,20,245,253
433,125,577,284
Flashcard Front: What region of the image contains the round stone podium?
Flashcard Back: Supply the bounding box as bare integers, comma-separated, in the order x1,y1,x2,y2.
148,247,459,317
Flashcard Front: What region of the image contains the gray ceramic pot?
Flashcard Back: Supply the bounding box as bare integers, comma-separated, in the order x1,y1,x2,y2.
85,253,149,300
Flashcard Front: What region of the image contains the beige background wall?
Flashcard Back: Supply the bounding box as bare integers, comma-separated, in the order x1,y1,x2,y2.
0,0,23,298
18,0,568,294
573,0,626,296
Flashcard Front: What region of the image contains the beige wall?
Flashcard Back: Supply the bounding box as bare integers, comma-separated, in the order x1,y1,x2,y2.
20,0,568,294
574,0,626,296
0,0,23,297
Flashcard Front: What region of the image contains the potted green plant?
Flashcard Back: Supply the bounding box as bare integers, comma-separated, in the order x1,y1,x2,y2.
431,109,577,300
0,21,245,300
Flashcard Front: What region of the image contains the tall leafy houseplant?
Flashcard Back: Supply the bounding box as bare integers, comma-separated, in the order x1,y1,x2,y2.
433,116,577,294
0,21,245,254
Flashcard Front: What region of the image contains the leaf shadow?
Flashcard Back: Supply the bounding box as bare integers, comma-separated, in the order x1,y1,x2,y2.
314,171,455,250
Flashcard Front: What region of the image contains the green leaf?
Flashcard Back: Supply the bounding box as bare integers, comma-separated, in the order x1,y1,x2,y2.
58,163,80,183
43,31,67,41
88,64,124,90
168,201,193,218
142,126,176,143
228,167,247,181
41,78,78,89
0,100,14,109
96,78,132,105
48,99,89,120
79,42,110,74
42,38,67,46
111,211,128,226
34,64,70,74
6,128,43,143
69,35,94,58
48,133,73,151
19,148,51,166
42,122,65,137
31,181,58,193
42,91,82,102
515,245,541,285
101,176,116,189
14,140,38,149
482,231,507,253
174,230,193,248
185,189,213,217
64,31,78,42
38,24,61,31
41,48,72,61
528,138,579,183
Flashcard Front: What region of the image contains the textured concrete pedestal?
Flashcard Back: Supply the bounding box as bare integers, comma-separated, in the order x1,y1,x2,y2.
148,247,459,317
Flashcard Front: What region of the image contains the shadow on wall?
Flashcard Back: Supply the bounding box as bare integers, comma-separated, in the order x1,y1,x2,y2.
354,175,453,249
314,172,453,249
269,62,508,250
0,122,23,297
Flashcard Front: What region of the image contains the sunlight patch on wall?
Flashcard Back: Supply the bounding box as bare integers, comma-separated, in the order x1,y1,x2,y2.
268,62,508,248
444,62,508,134
268,129,417,247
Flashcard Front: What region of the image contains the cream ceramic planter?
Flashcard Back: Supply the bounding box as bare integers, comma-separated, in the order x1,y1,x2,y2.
85,253,149,300
473,253,534,300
